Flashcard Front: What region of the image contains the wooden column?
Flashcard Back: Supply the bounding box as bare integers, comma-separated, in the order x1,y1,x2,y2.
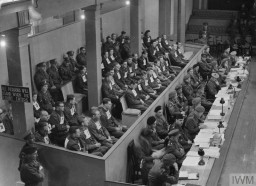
130,0,142,55
84,5,102,108
4,25,34,137
177,0,186,43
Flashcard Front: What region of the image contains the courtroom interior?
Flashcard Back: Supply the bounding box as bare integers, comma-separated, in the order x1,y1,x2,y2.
0,0,256,186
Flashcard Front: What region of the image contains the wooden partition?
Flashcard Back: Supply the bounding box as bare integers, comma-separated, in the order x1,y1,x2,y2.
0,134,106,186
104,44,206,182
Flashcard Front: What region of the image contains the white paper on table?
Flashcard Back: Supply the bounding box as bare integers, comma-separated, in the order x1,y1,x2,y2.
199,143,210,148
194,137,211,143
215,94,230,100
204,121,219,129
186,151,200,157
199,129,214,134
179,171,188,178
213,128,226,134
182,156,201,166
207,115,222,120
204,147,220,158
209,109,222,116
196,133,214,139
188,173,199,180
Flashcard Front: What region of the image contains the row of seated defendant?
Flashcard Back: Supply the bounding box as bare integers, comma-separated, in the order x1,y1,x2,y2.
133,44,237,185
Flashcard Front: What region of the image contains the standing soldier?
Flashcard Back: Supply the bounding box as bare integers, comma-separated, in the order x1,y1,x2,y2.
59,54,73,83
182,74,194,106
205,73,221,101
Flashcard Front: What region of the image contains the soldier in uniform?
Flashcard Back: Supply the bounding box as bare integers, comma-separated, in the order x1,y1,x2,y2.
125,81,149,112
49,101,70,146
67,50,80,75
184,106,206,141
98,98,127,138
34,62,54,91
37,81,55,114
196,89,212,112
165,129,186,167
148,154,179,186
175,84,188,113
19,146,45,186
34,121,51,144
187,97,202,117
143,30,152,49
146,116,165,150
167,91,185,124
59,54,73,83
120,36,131,60
154,106,169,139
182,74,194,106
169,114,192,153
46,59,64,102
76,47,87,67
205,73,221,101
64,95,79,127
198,53,212,80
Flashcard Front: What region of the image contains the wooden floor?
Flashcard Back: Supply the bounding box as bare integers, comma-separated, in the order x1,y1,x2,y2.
218,61,256,185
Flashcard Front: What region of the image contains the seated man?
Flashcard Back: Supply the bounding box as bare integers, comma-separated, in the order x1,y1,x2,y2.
169,43,187,68
75,66,88,95
177,42,193,60
169,114,192,153
34,121,51,144
167,91,185,124
146,116,165,150
182,74,194,106
98,98,127,138
120,61,132,85
37,81,55,114
76,47,87,67
88,107,116,148
59,54,73,83
154,106,169,139
165,129,186,167
147,68,166,94
175,84,188,112
153,59,172,87
138,50,151,71
64,95,79,126
125,81,149,112
140,71,158,99
187,67,203,93
113,62,128,90
49,101,70,146
148,154,179,186
136,79,155,105
67,50,80,75
205,73,221,100
187,97,202,117
198,53,212,80
32,92,41,121
184,106,206,141
78,117,109,156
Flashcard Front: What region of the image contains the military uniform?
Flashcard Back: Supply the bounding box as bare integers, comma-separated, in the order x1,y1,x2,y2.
34,69,53,91
165,137,186,165
136,85,154,105
169,49,186,68
120,41,131,60
76,52,87,67
198,60,212,80
167,99,183,124
34,131,51,144
148,159,179,186
120,65,132,85
182,82,194,105
59,61,73,82
155,115,169,139
184,112,201,141
113,70,127,90
206,77,221,100
37,90,55,114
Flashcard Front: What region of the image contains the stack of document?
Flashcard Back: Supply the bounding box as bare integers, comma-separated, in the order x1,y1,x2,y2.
204,147,220,158
179,171,199,180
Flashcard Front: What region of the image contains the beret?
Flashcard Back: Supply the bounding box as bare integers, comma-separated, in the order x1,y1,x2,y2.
121,31,126,34
23,146,38,155
168,128,179,136
195,105,205,113
169,91,176,99
183,74,190,81
192,97,201,106
162,153,176,165
67,94,75,100
154,106,162,113
212,73,219,79
147,116,156,126
175,84,182,90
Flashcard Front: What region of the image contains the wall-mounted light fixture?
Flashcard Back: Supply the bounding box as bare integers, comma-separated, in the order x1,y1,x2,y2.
125,0,130,6
0,35,6,47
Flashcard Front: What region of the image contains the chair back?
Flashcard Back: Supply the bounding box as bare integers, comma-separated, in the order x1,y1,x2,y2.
61,81,74,101
120,95,128,111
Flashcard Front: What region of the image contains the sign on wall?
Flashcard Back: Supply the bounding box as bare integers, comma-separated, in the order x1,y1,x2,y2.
1,85,30,103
